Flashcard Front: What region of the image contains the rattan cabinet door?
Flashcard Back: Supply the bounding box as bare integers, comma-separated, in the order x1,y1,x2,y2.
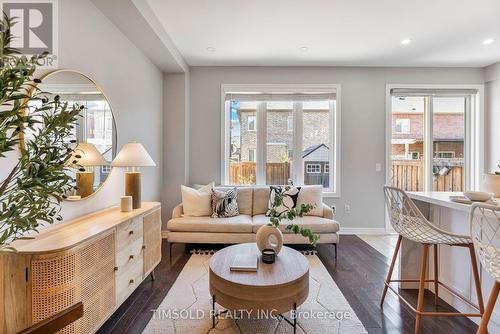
30,230,116,334
143,209,161,277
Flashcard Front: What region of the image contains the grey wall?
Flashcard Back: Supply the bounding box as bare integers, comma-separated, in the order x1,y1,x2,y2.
0,0,163,222
162,72,190,226
188,66,484,230
485,62,500,173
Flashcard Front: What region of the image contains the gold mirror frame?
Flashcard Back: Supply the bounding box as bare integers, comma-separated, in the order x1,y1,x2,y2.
20,69,118,201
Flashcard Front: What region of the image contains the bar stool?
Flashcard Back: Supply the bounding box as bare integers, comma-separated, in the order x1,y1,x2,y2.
471,202,500,334
381,186,484,334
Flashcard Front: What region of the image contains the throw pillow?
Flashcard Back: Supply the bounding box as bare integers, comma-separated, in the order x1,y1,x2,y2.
181,182,214,217
266,186,301,216
211,188,239,218
297,185,323,216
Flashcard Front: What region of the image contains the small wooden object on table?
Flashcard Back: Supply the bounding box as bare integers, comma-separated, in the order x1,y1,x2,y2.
209,243,309,333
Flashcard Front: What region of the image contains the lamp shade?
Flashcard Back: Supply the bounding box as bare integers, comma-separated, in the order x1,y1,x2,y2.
111,142,156,167
68,142,107,166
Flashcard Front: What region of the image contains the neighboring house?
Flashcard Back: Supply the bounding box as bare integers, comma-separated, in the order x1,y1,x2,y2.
237,103,330,163
392,99,465,161
303,144,330,188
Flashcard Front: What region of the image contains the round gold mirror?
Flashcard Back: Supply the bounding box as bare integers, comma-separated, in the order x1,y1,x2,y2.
21,70,117,200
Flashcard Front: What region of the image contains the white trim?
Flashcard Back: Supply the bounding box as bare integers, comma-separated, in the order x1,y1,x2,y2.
339,228,389,235
221,84,341,196
384,83,485,231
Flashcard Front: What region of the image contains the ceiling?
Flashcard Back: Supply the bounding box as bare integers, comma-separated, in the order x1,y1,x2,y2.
145,0,500,67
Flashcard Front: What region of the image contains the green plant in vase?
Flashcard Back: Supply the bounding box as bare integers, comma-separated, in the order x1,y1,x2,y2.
256,186,320,254
0,14,81,249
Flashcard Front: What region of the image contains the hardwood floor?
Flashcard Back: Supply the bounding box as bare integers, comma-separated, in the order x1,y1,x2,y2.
98,237,479,334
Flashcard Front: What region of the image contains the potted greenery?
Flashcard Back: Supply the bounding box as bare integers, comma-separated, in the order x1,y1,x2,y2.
256,186,319,255
0,14,80,250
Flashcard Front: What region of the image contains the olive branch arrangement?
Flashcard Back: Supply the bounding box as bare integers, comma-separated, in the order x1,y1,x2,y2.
267,186,320,245
0,14,81,248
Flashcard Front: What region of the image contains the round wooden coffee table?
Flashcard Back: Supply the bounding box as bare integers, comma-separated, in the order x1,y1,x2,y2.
209,243,309,332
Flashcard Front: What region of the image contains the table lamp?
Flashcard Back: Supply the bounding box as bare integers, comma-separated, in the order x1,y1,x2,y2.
111,142,156,209
69,142,107,198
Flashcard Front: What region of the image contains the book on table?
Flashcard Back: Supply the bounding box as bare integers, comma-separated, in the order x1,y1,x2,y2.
230,253,258,272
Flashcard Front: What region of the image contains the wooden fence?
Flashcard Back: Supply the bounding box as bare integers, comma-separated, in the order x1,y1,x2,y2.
229,162,290,185
391,160,464,192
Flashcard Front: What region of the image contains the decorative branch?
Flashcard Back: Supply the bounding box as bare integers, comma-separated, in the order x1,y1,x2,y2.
268,186,320,245
0,13,81,247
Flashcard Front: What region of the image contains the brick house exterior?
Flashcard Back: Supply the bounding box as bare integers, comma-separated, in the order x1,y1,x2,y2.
392,112,465,160
236,106,330,163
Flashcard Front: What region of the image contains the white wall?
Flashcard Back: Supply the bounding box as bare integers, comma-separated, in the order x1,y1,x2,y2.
0,0,163,222
485,62,500,173
188,66,484,230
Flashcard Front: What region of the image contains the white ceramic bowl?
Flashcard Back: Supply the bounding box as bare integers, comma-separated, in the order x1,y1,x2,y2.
464,191,494,202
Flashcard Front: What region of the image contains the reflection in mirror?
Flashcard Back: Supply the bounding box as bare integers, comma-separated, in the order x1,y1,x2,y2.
24,70,117,200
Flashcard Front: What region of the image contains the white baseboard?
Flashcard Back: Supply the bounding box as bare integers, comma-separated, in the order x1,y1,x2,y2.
339,228,389,235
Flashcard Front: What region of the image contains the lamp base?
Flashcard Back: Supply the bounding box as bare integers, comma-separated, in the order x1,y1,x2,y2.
125,172,141,209
76,171,94,198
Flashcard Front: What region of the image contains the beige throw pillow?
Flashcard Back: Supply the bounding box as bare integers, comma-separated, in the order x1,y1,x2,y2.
297,185,323,216
181,182,214,217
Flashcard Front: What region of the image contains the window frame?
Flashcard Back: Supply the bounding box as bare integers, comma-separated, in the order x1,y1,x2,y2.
248,148,256,162
306,163,321,174
395,118,411,134
287,115,293,132
385,84,484,232
222,84,341,197
435,151,456,159
247,115,256,132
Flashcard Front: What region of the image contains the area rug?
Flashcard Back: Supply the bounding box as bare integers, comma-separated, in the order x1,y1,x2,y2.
143,253,367,334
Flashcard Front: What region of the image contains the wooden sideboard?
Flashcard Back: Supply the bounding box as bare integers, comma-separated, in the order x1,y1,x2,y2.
0,202,162,334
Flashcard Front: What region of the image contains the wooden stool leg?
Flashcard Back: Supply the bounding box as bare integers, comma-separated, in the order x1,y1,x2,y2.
415,244,429,334
380,235,403,306
434,244,439,306
477,282,500,334
469,243,485,314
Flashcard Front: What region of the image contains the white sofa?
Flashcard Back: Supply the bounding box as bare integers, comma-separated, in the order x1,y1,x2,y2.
164,186,340,256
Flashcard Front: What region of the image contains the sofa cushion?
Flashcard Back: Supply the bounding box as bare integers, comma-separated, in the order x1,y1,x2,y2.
252,186,270,215
211,188,239,218
266,186,301,216
215,187,253,216
252,214,340,234
181,183,214,217
297,185,323,217
167,215,253,233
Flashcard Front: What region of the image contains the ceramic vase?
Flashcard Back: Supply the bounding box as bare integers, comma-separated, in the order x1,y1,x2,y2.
483,173,500,197
256,225,283,254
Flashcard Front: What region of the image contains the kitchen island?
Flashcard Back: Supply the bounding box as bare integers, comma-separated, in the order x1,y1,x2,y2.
399,192,500,332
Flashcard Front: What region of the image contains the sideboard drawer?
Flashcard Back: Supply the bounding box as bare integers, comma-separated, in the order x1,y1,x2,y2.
116,237,144,270
116,216,143,249
115,255,144,304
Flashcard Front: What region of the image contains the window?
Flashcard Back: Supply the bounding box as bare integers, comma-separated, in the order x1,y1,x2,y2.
223,85,340,195
395,119,411,134
287,115,293,132
306,164,321,173
248,148,256,162
101,165,111,173
389,87,481,193
247,115,256,131
435,151,455,159
410,152,420,160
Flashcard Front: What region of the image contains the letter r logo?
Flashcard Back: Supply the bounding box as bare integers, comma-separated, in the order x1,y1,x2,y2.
2,1,54,55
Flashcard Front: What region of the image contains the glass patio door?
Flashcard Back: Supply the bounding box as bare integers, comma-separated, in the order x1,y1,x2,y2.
390,89,476,193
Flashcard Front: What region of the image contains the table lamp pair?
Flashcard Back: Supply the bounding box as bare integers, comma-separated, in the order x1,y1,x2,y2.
70,141,155,208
